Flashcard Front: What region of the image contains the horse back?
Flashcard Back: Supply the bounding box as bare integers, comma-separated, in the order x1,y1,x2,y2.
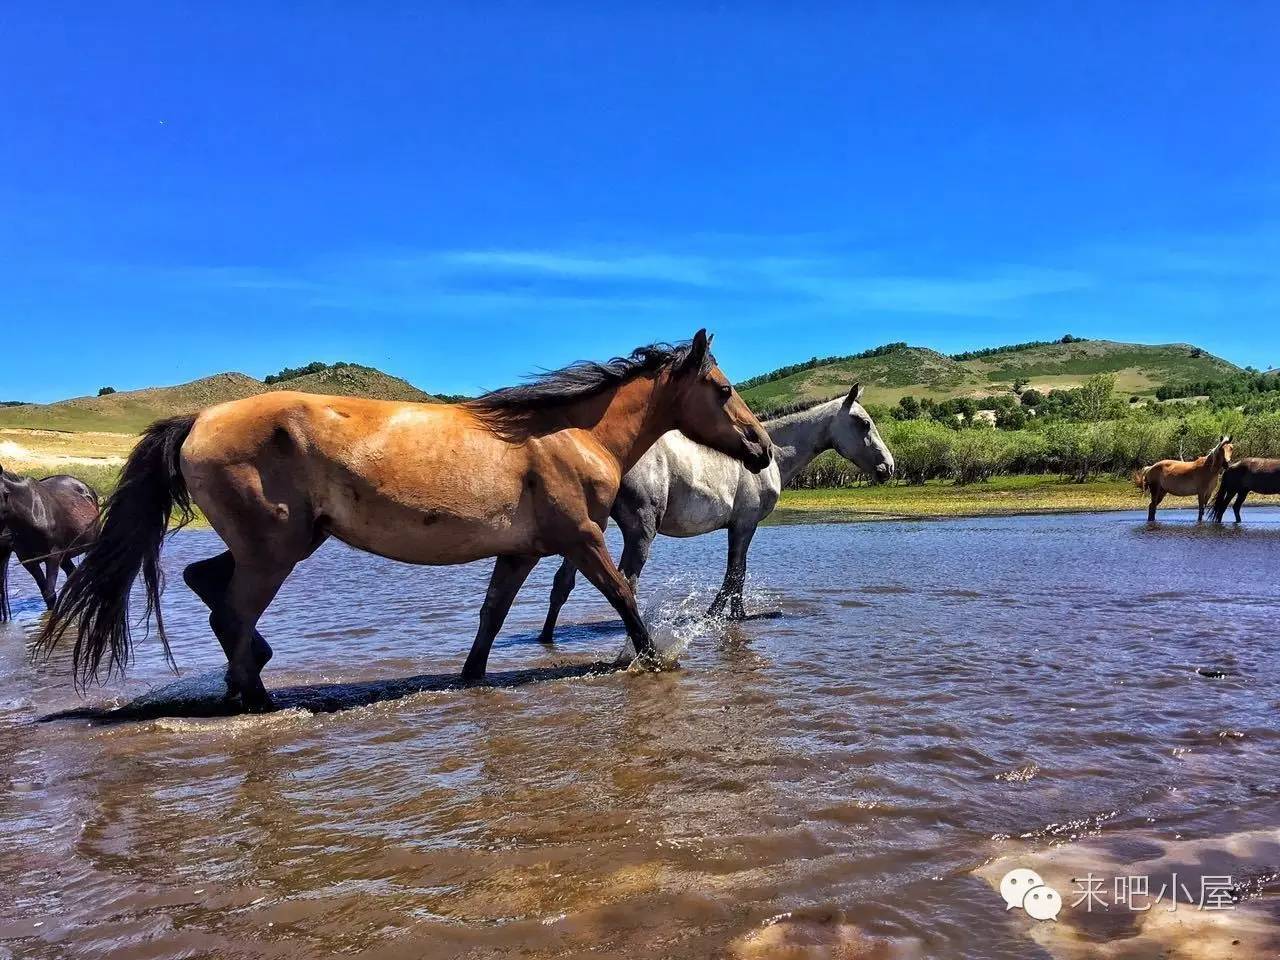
181,391,618,563
1236,458,1280,495
37,475,101,536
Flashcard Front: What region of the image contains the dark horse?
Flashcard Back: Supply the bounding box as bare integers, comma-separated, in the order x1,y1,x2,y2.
39,332,772,710
0,467,101,620
1211,457,1280,523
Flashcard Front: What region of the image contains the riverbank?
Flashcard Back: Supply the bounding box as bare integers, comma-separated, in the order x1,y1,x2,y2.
774,475,1149,522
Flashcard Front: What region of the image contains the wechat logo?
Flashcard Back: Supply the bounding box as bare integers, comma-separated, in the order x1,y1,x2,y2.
1000,868,1062,921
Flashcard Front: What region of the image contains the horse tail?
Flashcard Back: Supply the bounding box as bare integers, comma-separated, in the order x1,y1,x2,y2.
1210,464,1238,523
1133,467,1149,492
37,415,196,687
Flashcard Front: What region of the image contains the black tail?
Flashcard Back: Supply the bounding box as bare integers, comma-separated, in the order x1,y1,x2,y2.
1210,465,1238,523
37,415,196,686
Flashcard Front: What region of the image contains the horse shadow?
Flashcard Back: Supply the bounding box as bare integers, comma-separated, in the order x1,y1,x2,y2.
38,657,628,726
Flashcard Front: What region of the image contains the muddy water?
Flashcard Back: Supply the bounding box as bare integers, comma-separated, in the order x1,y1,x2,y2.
2,510,1279,959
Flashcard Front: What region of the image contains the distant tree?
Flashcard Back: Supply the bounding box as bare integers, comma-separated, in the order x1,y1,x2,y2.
1012,378,1028,393
264,361,350,385
1020,388,1043,408
1190,347,1203,358
893,395,922,420
1074,374,1118,421
97,386,116,396
995,405,1028,430
1059,334,1078,344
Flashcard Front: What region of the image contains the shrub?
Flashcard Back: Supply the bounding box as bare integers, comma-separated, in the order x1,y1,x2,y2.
883,420,955,484
947,428,1011,484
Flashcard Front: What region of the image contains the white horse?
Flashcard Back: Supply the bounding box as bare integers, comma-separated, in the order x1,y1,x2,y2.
538,383,895,635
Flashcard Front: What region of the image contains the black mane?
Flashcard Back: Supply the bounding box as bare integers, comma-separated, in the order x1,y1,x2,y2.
466,341,703,417
759,394,844,422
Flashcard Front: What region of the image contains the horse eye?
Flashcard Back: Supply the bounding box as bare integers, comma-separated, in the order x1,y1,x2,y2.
718,384,732,398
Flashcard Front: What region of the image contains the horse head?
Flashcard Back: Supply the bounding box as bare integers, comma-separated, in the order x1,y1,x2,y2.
1215,435,1234,469
828,384,895,483
669,329,773,473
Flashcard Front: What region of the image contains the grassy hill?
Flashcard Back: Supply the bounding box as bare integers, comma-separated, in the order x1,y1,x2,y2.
0,365,434,434
739,339,1241,413
266,364,434,402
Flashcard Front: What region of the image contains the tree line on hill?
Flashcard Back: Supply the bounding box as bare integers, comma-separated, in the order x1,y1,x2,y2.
947,333,1082,361
734,342,910,391
263,361,354,385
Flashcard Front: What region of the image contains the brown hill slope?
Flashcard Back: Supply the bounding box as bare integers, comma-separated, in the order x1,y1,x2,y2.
0,366,434,434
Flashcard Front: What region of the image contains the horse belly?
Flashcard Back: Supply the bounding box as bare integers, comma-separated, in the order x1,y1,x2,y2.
1158,470,1204,497
321,472,536,565
659,470,739,537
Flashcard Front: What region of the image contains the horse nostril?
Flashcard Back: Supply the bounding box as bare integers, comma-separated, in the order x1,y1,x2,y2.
742,425,761,445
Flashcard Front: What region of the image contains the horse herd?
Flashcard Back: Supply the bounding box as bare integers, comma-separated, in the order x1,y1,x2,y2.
1,332,1275,711
1135,434,1280,523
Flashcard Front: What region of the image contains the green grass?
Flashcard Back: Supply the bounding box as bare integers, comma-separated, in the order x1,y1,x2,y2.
771,475,1148,522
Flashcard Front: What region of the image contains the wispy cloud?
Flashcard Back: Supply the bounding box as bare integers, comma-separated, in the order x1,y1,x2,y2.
86,222,1280,332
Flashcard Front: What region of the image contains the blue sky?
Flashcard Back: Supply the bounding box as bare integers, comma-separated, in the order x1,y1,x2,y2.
2,2,1277,402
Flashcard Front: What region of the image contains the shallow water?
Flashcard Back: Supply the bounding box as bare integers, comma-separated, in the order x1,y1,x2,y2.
2,509,1279,958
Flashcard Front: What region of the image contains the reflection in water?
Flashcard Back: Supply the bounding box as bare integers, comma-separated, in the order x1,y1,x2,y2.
2,509,1280,958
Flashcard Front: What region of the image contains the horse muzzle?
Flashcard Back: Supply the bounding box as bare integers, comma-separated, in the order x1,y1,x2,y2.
739,428,773,473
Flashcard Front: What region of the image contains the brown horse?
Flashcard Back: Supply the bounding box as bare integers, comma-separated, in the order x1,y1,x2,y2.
1133,435,1232,522
1211,457,1280,522
1,469,101,620
39,331,773,710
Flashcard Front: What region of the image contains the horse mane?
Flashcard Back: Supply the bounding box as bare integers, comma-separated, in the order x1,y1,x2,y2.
465,341,705,433
760,395,844,422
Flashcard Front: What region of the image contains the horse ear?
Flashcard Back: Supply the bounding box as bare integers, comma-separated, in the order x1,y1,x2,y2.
1223,435,1232,444
842,383,864,408
683,329,712,373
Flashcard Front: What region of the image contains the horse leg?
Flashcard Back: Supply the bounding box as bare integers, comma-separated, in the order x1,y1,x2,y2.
0,544,10,622
463,554,539,682
1197,490,1208,523
1147,485,1166,522
22,559,53,609
213,560,295,712
184,551,274,698
565,529,657,667
40,557,62,608
615,506,656,592
60,555,76,578
539,559,578,644
1233,490,1248,523
708,523,757,620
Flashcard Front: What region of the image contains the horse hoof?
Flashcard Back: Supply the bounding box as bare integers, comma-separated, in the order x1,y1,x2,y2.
240,693,274,714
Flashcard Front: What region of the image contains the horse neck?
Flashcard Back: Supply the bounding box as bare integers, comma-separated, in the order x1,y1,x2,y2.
0,476,39,530
574,373,675,473
765,400,839,487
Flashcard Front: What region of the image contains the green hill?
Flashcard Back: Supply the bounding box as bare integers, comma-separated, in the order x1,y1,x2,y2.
739,339,1241,413
266,364,434,402
0,365,435,434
